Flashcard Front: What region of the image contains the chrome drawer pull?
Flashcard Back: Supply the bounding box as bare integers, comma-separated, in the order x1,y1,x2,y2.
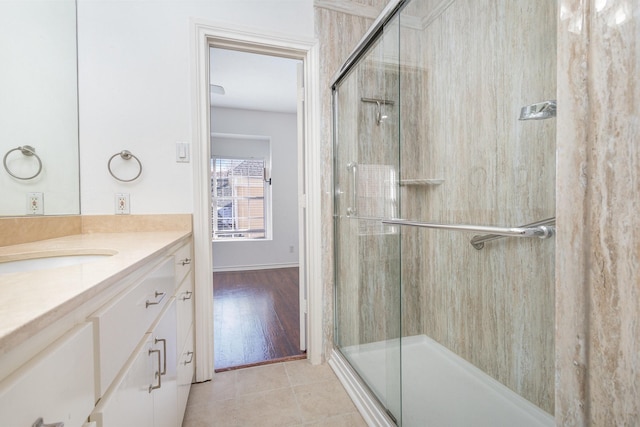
145,291,166,308
182,290,193,301
154,337,167,375
180,258,191,266
32,418,64,427
148,348,162,392
184,351,194,365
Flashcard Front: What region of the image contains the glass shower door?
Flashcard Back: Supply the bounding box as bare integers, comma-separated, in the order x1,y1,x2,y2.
333,1,556,425
333,13,402,424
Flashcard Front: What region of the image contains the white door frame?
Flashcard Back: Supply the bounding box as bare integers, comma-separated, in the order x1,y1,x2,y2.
190,19,323,381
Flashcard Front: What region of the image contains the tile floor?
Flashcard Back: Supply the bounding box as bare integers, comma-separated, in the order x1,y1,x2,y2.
182,360,367,426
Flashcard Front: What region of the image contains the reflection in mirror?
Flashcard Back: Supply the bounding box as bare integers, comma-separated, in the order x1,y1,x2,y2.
0,0,80,216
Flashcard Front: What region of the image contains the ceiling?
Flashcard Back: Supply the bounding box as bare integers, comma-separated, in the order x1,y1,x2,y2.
209,48,301,114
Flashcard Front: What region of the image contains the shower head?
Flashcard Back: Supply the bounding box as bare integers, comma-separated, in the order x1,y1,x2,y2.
519,100,556,120
361,97,394,126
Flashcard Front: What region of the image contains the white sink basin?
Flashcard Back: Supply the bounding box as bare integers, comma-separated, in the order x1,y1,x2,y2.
0,251,116,275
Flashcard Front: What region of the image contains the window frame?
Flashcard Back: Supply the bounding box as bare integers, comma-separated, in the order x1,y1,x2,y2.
211,155,271,242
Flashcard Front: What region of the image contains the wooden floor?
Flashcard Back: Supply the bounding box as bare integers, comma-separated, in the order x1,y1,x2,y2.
213,267,306,371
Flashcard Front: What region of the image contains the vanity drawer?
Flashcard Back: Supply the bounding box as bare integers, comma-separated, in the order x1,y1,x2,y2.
0,323,95,427
91,256,175,398
176,271,194,349
174,242,192,286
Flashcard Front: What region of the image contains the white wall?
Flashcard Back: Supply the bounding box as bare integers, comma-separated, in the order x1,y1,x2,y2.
211,107,299,270
77,0,313,214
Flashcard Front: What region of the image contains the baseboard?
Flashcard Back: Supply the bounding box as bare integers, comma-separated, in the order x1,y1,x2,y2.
212,262,299,272
328,349,396,427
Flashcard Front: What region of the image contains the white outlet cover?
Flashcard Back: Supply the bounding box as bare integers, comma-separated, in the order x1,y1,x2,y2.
27,192,44,215
115,193,130,215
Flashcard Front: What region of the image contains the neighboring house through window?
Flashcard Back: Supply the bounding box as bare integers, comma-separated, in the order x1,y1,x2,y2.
212,157,268,240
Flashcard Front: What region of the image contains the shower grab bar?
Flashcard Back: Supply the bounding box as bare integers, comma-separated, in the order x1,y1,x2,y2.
469,217,556,250
381,218,555,248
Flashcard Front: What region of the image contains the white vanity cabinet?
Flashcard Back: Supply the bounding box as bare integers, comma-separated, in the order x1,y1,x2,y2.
90,240,194,427
90,300,178,427
175,271,194,424
174,241,194,425
0,233,195,427
0,323,95,427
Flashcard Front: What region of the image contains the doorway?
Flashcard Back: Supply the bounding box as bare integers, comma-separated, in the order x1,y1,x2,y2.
191,21,322,382
210,48,306,371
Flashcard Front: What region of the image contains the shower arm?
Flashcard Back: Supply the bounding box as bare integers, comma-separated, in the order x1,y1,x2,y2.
382,217,555,249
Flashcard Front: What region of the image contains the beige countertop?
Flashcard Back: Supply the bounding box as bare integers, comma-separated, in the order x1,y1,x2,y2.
0,231,191,354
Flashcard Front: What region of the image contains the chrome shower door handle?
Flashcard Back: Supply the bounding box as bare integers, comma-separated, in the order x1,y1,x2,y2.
382,219,553,236
470,217,556,249
382,218,555,248
346,162,358,216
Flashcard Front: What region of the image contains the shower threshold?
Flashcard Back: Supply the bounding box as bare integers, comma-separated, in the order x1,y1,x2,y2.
341,335,553,427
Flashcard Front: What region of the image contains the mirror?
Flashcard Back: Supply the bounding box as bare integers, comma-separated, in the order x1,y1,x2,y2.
0,0,80,216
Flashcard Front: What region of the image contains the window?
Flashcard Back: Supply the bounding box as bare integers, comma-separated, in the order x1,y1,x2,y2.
212,157,267,240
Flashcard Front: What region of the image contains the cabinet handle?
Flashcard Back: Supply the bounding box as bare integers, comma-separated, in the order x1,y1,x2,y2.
148,348,162,392
180,258,191,266
154,337,167,375
32,418,64,427
145,291,166,308
182,290,193,301
184,351,194,365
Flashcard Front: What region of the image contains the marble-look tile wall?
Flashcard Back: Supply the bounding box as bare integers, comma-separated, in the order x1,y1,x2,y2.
556,0,640,424
398,0,556,413
314,0,389,360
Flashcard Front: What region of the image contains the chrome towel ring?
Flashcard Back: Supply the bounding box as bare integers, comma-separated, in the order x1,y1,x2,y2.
3,145,43,180
108,150,142,182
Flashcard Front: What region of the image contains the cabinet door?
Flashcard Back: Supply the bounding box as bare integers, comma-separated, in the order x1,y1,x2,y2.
174,242,192,286
151,299,178,427
175,271,194,351
90,335,155,427
177,324,195,426
0,324,95,427
91,257,175,398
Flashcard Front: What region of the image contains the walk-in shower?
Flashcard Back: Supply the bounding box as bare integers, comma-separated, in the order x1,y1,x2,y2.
331,1,556,425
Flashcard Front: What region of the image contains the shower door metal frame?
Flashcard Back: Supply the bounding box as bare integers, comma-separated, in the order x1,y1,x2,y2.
331,1,407,424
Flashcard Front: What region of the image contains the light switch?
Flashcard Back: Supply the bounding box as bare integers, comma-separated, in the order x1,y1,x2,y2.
176,141,190,163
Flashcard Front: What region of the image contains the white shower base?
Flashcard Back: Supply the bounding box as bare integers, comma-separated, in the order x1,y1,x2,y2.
335,335,554,427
